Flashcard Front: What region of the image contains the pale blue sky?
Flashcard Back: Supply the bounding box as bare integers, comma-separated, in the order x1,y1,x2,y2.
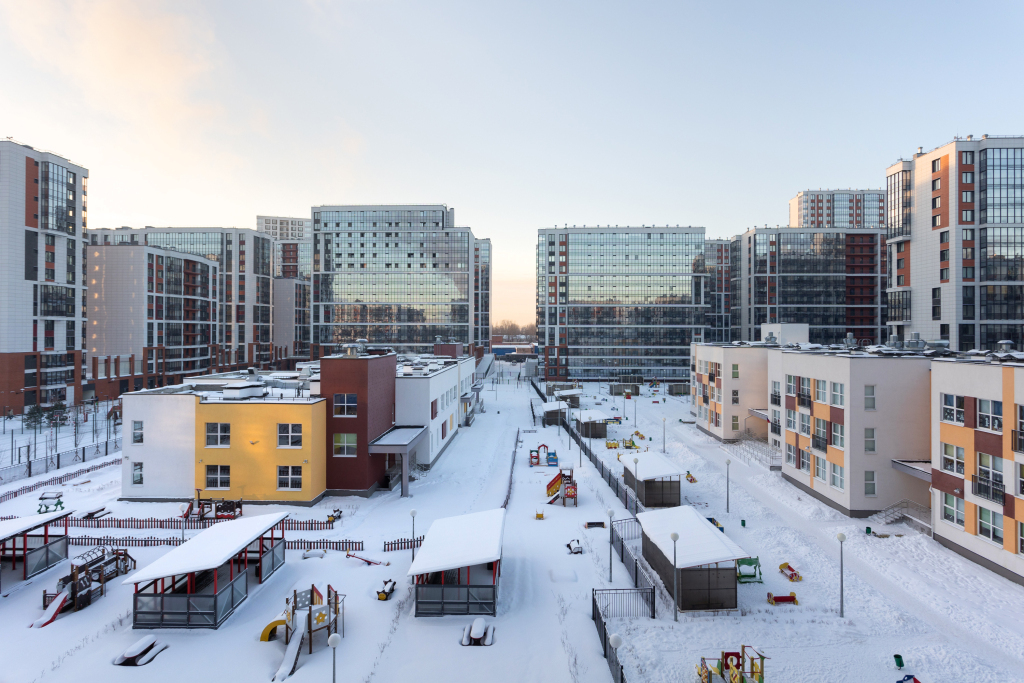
2,1,1022,322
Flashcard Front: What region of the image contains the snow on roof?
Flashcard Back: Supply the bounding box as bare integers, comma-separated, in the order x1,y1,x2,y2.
369,426,426,447
637,506,749,568
541,400,568,412
622,452,682,480
0,510,74,542
125,513,288,585
554,389,582,397
407,509,505,576
574,409,610,423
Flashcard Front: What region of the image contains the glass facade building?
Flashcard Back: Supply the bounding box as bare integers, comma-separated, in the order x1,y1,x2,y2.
536,226,706,380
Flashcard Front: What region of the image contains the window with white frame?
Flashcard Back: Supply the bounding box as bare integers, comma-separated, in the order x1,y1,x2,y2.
206,422,230,447
864,471,876,496
978,399,1003,432
864,428,876,452
800,377,811,397
333,393,357,417
800,413,811,435
786,409,796,430
277,465,302,490
132,462,143,485
830,462,845,490
830,382,845,406
772,409,780,425
814,456,827,481
206,465,230,489
732,364,739,379
786,443,797,465
941,393,965,424
772,380,780,396
333,433,357,457
832,423,845,448
1018,463,1024,498
132,421,144,444
978,506,1003,544
814,417,828,440
942,493,964,525
786,375,796,395
799,449,811,473
731,415,739,431
941,443,965,474
864,385,875,410
977,452,1004,484
815,379,827,403
732,389,739,405
278,423,302,448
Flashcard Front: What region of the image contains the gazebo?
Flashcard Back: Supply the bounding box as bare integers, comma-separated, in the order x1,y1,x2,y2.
0,510,73,592
541,400,568,427
574,409,610,438
623,452,682,507
408,509,505,617
553,389,582,408
637,507,749,612
126,512,288,629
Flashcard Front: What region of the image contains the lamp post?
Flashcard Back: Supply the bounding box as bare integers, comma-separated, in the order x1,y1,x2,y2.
633,457,640,509
607,508,614,582
670,532,679,621
179,503,189,543
725,459,731,513
410,509,418,561
633,394,636,424
837,532,846,618
662,417,666,453
328,632,341,683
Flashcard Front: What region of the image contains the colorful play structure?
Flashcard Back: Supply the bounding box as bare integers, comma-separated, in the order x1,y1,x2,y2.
606,440,620,449
766,591,798,605
35,546,136,627
377,579,396,601
736,557,762,584
686,471,698,483
696,645,767,683
262,584,346,682
37,491,65,514
545,468,577,506
346,550,390,566
779,562,802,582
634,430,646,440
621,438,638,449
605,417,622,425
181,489,243,520
529,444,557,467
706,517,725,532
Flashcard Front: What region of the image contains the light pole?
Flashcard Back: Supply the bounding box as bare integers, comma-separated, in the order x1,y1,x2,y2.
179,503,189,543
633,394,636,424
725,459,731,513
608,633,622,676
837,532,846,618
670,532,679,621
410,509,418,561
662,417,666,453
633,457,640,509
328,632,341,683
607,508,614,582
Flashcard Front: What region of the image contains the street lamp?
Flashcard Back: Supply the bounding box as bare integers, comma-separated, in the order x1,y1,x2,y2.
607,508,614,582
410,509,418,561
608,632,623,680
670,532,679,621
328,632,341,683
725,459,731,513
837,532,846,618
662,417,666,453
633,457,640,509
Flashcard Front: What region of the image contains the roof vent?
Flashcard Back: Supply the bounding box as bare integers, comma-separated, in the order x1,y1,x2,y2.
998,339,1015,352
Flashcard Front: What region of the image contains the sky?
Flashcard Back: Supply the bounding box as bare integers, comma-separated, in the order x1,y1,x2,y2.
2,1,1023,325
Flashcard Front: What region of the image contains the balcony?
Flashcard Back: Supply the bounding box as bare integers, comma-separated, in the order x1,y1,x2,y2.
812,435,828,451
770,422,782,435
1014,430,1024,454
797,393,812,408
770,393,781,406
971,475,1005,505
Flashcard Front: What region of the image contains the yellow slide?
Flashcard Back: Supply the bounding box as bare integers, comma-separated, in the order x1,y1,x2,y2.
260,612,288,641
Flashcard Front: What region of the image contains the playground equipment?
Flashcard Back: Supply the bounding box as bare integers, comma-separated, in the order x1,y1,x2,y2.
36,546,136,627
897,676,923,683
545,468,577,506
605,417,622,425
706,517,725,532
622,438,637,449
460,617,495,646
113,635,168,666
302,548,326,560
686,471,698,483
778,562,802,582
529,450,541,466
696,645,766,683
767,591,798,605
37,491,64,514
265,584,346,682
736,557,762,584
566,540,582,555
634,430,645,440
181,490,243,520
326,508,343,524
547,450,559,467
346,551,390,566
535,510,545,520
606,440,620,449
377,579,396,601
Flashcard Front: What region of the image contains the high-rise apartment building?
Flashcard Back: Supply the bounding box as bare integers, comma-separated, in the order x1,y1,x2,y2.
257,215,313,241
703,239,732,342
885,135,1024,351
310,204,490,356
0,140,88,412
789,190,886,229
272,278,311,360
730,225,886,344
90,227,274,368
535,226,706,381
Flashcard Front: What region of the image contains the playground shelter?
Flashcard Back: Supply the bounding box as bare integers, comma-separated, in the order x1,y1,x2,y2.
637,507,749,611
623,452,682,507
540,400,568,427
553,389,582,408
574,409,610,438
126,512,288,629
408,508,505,617
0,509,73,592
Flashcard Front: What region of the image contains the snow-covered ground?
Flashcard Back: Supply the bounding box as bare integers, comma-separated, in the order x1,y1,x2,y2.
1,365,1023,682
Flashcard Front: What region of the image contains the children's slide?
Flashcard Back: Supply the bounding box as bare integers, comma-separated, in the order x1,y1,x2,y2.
30,590,69,628
272,634,304,682
546,473,562,498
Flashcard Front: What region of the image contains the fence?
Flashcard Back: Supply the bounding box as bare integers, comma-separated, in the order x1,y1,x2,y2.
557,416,647,515
592,591,627,683
0,515,335,532
593,587,655,620
384,536,424,552
0,457,123,503
501,428,520,509
0,437,122,488
733,433,782,470
610,518,658,602
68,535,363,551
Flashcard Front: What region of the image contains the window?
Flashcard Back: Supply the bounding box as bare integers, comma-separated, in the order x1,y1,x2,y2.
333,393,357,417
832,422,845,448
206,422,230,447
896,242,906,253
814,417,828,440
962,228,975,241
897,275,905,286
814,456,826,481
815,379,826,403
800,377,810,397
897,258,905,270
932,178,941,191
963,266,975,279
978,399,1003,432
132,420,144,444
962,172,974,183
206,465,230,489
830,382,844,406
731,389,739,405
731,364,739,379
786,375,796,395
978,507,1003,545
277,465,302,490
772,380,780,397
941,443,965,474
940,230,949,244
865,428,876,453
772,409,780,425
962,151,974,164
932,159,941,173
942,493,964,525
940,267,949,280
932,196,941,209
931,287,942,320
977,452,1004,484
333,433,357,457
786,409,796,430
830,462,845,490
800,413,811,436
932,215,942,228
940,324,949,340
799,449,811,473
132,462,143,486
864,385,875,410
278,423,302,447
941,394,965,424
864,471,876,496
939,249,949,262
431,399,438,420
786,443,796,466
962,191,974,203
731,415,739,431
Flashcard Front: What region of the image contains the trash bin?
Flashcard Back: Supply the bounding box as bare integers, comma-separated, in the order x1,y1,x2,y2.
893,654,904,669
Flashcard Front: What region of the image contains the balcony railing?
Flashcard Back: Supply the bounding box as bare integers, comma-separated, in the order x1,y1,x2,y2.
770,393,781,406
707,372,716,383
812,435,828,451
797,393,812,408
770,422,781,435
971,475,1005,505
1013,430,1024,454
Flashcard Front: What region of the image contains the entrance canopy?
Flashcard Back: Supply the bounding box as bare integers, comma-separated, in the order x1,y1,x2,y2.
408,508,505,576
368,425,428,498
623,452,682,481
0,510,74,543
637,506,748,569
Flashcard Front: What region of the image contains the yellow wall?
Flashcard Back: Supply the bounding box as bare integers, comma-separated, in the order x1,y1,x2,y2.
194,400,326,502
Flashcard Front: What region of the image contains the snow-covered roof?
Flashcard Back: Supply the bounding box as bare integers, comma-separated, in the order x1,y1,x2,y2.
0,510,74,542
574,409,610,423
407,509,505,576
125,513,288,585
623,452,682,480
369,426,426,447
541,400,568,412
554,389,582,397
637,506,749,568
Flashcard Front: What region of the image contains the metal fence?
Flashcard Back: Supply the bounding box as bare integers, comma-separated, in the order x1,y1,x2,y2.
25,536,70,578
0,437,122,488
558,416,647,515
501,428,520,509
68,536,363,551
0,457,123,503
593,587,655,620
414,584,497,617
133,571,248,629
592,592,627,683
610,518,657,601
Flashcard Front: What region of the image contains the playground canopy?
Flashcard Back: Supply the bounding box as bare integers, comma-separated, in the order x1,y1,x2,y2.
574,409,610,423
540,401,569,412
0,509,74,590
554,389,582,397
408,508,506,577
126,512,289,585
623,452,682,481
0,510,74,543
636,506,748,569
